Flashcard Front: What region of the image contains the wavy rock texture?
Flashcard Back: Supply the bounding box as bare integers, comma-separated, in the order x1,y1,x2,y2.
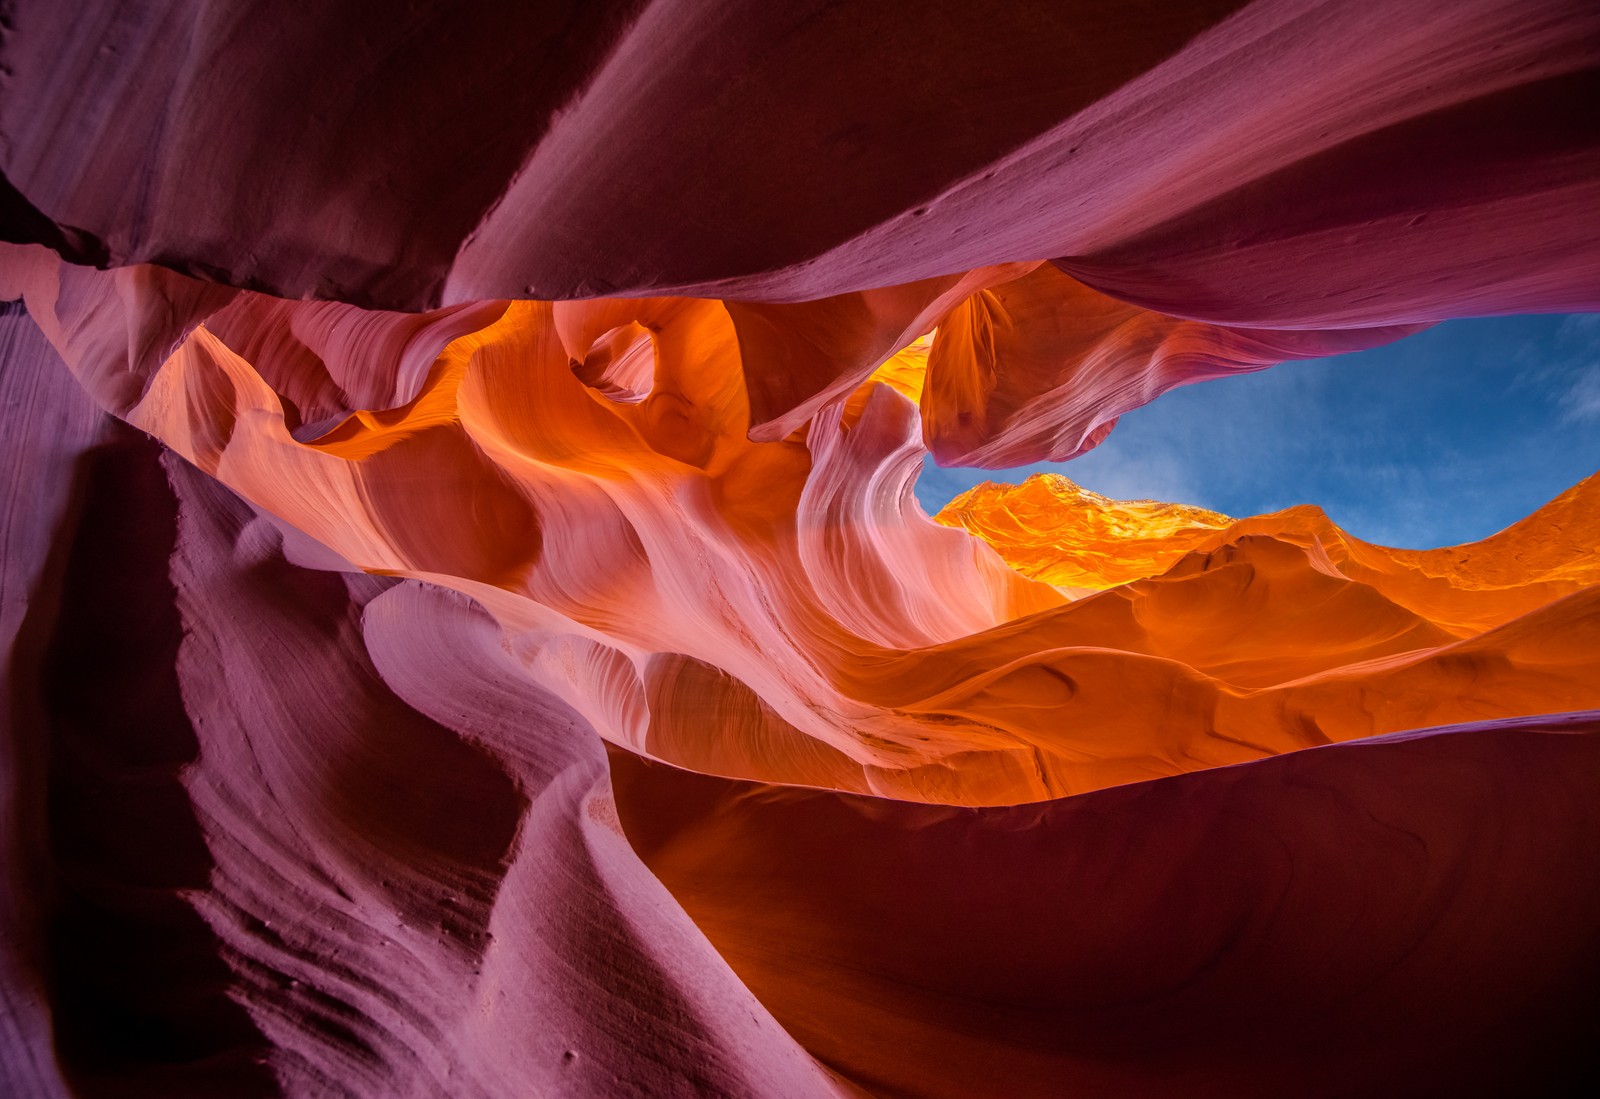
10,246,1598,804
937,475,1238,591
2,1,1597,317
612,712,1600,1098
2,1,1599,1096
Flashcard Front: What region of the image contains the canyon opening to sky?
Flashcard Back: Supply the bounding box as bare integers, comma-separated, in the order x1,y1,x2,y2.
1,2,1597,1097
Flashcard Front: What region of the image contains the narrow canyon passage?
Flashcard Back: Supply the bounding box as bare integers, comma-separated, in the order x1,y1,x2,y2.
2,1,1597,1095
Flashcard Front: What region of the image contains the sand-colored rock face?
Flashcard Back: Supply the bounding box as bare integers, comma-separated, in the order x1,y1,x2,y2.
2,2,1598,1095
2,245,1596,1095
941,470,1600,628
10,246,1594,810
937,474,1237,590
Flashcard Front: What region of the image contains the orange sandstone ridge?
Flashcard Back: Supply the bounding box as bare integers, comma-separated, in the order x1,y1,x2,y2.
938,471,1600,625
5,246,1596,808
3,239,1598,1098
936,473,1235,590
2,2,1598,1093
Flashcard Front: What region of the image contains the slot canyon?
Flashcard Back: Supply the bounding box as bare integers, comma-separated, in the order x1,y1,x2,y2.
2,2,1597,1095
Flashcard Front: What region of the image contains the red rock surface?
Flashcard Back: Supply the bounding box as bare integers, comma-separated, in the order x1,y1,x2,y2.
2,3,1598,1096
612,712,1600,1097
2,2,1595,318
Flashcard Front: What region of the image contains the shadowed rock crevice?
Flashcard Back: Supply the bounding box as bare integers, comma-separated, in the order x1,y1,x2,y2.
0,4,1595,1093
37,425,278,1097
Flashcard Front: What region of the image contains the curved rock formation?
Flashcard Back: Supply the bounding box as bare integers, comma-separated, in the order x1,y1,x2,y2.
612,711,1600,1098
2,1,1596,319
2,2,1598,1095
8,246,1597,807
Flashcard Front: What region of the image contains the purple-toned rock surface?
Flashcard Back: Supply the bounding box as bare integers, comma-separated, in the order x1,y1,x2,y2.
2,2,1597,1096
1,1,1594,317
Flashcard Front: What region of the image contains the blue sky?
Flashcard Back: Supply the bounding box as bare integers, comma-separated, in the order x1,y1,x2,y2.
915,314,1600,549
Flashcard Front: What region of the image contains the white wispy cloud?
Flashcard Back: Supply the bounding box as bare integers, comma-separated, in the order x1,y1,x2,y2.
1061,446,1203,505
1556,314,1600,339
1559,365,1600,423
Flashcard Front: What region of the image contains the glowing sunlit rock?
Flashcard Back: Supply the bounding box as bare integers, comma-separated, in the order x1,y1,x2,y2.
2,2,1597,1094
937,474,1236,590
8,247,1597,810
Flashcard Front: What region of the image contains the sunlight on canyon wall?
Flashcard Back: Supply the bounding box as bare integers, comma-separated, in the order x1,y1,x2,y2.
2,1,1598,1096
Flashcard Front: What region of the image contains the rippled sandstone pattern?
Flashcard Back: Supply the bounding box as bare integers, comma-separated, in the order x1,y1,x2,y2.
2,1,1598,1096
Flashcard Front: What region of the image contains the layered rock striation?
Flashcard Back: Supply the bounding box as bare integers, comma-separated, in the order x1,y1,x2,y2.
2,1,1597,1095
